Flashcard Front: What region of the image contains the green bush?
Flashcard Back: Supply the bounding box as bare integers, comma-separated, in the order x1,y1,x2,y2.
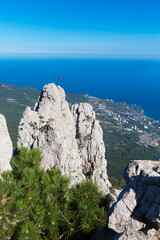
0,147,106,239
109,176,126,190
76,132,81,139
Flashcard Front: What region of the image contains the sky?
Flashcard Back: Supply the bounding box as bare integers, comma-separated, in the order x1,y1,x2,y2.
0,0,160,58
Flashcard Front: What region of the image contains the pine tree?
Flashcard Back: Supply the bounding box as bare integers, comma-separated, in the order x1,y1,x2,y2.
0,147,107,239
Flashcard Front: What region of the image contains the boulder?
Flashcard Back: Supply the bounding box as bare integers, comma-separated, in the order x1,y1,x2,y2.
108,160,160,234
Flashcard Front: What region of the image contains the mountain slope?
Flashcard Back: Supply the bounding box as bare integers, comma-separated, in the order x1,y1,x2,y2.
0,84,40,149
0,83,159,180
66,93,160,180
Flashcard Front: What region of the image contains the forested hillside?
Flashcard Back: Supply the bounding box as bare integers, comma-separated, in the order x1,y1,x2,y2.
0,84,40,148
0,83,159,181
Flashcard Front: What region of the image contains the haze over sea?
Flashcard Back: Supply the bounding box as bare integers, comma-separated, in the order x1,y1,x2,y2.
0,57,160,120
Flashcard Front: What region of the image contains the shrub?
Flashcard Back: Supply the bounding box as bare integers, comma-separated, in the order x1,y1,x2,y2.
29,121,36,130
109,176,126,190
0,147,106,239
86,115,92,121
76,132,81,139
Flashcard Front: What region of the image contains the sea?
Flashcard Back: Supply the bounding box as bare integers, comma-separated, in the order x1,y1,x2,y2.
0,57,160,120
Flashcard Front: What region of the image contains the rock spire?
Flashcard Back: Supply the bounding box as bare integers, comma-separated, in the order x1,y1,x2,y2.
17,83,111,194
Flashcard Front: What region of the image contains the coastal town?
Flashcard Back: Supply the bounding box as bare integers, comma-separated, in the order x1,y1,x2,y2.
83,94,160,148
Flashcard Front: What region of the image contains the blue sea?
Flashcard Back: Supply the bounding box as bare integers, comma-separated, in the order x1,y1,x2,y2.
0,57,160,120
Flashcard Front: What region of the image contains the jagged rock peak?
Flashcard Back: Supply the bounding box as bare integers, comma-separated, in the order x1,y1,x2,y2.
17,83,111,194
71,103,111,193
34,83,66,115
0,114,12,173
17,83,84,186
108,160,160,237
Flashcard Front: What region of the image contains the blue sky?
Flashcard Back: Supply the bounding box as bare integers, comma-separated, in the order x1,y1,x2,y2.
0,0,160,58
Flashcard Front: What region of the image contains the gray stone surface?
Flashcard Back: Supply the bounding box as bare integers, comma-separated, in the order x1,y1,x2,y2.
108,160,160,234
71,103,111,194
114,229,160,240
17,83,111,194
0,114,12,173
124,160,160,183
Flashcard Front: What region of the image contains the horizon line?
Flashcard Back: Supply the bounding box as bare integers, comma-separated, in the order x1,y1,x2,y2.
0,52,160,60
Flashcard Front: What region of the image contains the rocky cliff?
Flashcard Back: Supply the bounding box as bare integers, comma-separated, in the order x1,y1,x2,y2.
0,114,12,173
108,160,160,239
17,83,111,194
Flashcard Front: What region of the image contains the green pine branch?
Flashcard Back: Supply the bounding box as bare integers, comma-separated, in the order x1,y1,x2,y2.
0,147,109,239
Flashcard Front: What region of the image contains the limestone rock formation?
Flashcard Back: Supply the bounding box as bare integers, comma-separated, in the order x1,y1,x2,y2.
17,84,84,185
124,160,160,183
71,103,111,193
17,83,111,194
114,229,160,240
108,160,160,235
0,114,12,173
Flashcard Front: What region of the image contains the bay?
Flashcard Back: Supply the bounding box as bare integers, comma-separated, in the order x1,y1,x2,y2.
0,57,160,120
